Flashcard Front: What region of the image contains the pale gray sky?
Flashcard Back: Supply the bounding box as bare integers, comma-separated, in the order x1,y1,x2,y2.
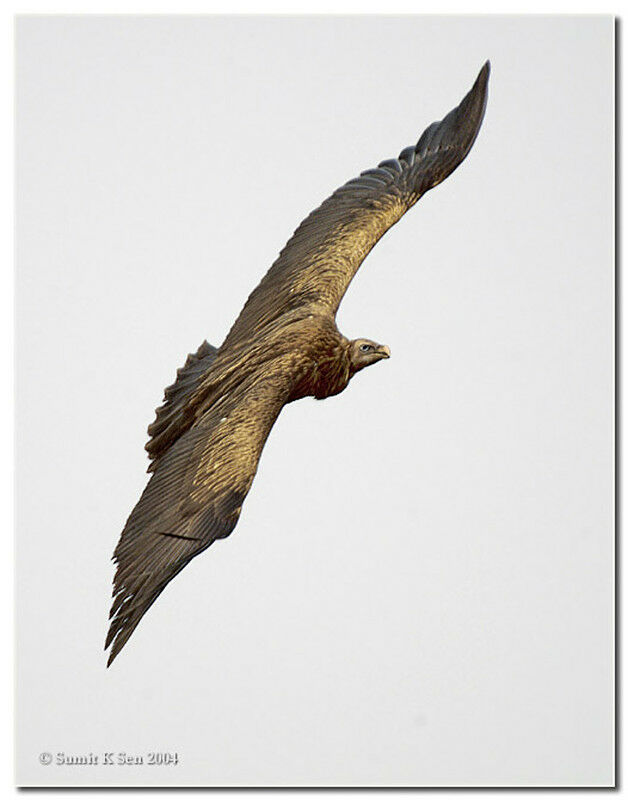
16,15,613,787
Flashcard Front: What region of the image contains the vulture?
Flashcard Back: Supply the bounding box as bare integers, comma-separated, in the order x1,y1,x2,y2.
106,61,490,665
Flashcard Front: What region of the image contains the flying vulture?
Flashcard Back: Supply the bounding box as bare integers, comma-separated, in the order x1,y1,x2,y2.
106,61,490,665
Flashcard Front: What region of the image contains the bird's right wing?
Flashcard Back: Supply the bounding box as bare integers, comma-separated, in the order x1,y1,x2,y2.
106,355,298,665
222,61,489,350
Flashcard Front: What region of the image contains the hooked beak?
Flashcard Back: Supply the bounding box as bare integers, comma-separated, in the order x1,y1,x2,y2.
376,344,391,359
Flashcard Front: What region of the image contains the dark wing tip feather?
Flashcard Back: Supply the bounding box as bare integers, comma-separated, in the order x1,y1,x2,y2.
105,534,211,667
406,60,490,198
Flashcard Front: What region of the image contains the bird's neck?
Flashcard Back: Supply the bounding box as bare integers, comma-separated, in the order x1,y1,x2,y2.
285,333,351,403
310,339,352,400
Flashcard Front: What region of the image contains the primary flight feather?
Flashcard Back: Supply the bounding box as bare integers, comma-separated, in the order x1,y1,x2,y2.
106,61,490,665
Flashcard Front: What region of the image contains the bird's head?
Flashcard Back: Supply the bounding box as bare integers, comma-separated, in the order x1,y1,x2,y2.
348,338,391,373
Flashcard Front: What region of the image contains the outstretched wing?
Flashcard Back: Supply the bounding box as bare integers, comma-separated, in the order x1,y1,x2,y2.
222,61,490,350
106,358,297,665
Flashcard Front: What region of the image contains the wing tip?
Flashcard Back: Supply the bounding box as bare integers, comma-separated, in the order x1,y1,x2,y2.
104,632,116,667
478,59,491,98
470,60,490,97
407,59,491,196
465,59,491,126
106,641,122,668
105,617,133,667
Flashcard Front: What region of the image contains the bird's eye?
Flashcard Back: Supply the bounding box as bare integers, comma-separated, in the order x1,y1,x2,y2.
359,343,373,352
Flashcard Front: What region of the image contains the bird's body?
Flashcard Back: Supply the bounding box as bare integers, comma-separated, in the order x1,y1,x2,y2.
106,62,490,665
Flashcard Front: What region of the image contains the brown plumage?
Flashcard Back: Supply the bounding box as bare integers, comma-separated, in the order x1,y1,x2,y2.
106,62,490,665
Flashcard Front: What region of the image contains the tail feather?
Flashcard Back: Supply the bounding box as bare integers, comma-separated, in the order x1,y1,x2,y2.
145,339,218,470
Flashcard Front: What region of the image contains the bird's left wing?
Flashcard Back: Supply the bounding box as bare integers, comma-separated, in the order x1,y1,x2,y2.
106,357,297,665
222,61,489,350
